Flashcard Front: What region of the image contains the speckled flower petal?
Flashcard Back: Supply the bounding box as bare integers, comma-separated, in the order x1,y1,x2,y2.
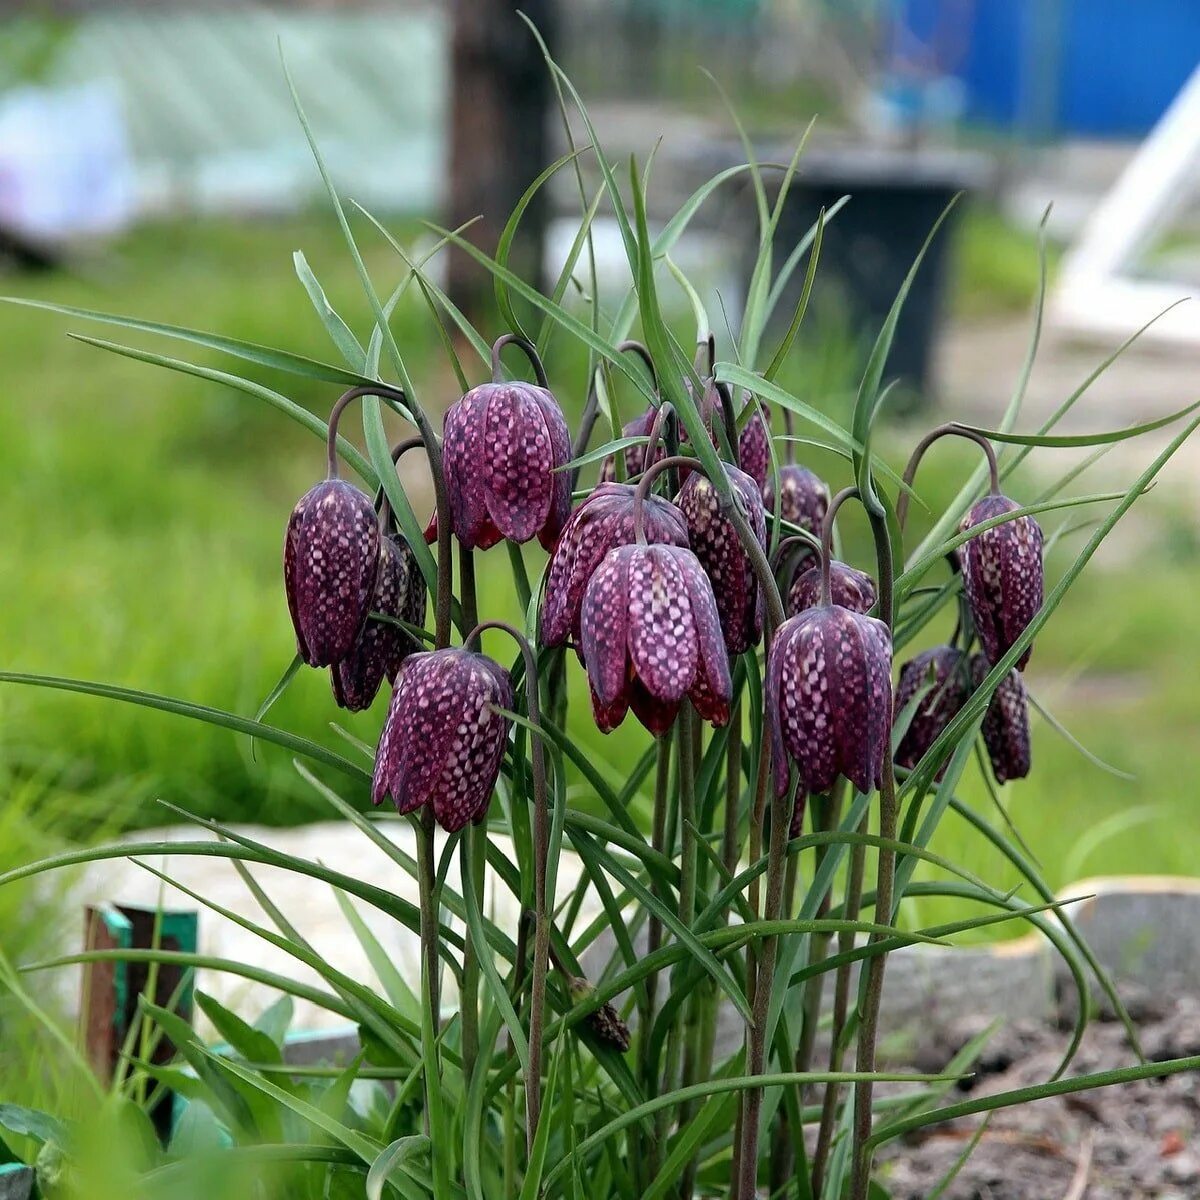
284,479,381,667
678,465,766,654
788,561,878,617
628,679,681,737
580,546,634,709
332,533,422,711
678,549,733,726
960,494,1043,670
371,676,408,809
764,464,829,533
482,383,555,545
894,646,969,775
738,401,771,489
766,621,796,799
779,611,840,797
857,615,894,794
441,388,500,550
972,654,1032,784
534,388,574,549
627,545,699,705
589,684,630,734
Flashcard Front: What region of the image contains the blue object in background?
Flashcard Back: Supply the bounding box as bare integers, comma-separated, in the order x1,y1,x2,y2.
898,0,1200,137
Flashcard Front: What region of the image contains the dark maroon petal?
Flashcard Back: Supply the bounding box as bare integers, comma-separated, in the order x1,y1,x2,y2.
371,676,408,808
284,479,380,667
972,654,1031,784
332,533,423,711
627,545,698,705
580,546,634,710
738,401,771,490
764,464,829,533
766,620,797,798
677,549,733,726
857,616,894,793
780,611,840,797
628,679,681,737
678,465,766,654
589,684,630,734
894,646,970,775
533,387,574,550
960,494,1043,670
788,561,878,617
442,388,497,550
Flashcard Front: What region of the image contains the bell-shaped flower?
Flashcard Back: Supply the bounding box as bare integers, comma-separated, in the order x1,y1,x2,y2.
372,647,513,832
788,561,877,617
893,646,969,775
435,379,572,551
332,532,427,711
284,479,381,667
960,494,1043,670
540,483,689,649
767,604,892,801
677,464,767,654
580,543,732,735
972,654,1032,783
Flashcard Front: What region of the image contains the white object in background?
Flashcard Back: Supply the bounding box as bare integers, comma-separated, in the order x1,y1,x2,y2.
0,82,135,241
1053,66,1200,346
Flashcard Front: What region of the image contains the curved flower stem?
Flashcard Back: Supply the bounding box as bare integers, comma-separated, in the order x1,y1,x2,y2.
324,383,409,480
632,454,786,633
896,423,1001,530
374,436,426,527
491,332,550,388
463,619,550,1156
820,485,863,606
849,496,899,1200
618,338,658,389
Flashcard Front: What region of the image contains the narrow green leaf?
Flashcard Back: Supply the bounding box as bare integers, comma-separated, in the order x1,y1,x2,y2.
958,400,1200,447
293,250,367,369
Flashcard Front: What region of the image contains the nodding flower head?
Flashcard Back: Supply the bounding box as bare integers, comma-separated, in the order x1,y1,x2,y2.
677,464,767,654
432,340,571,551
893,646,970,776
960,494,1043,670
371,647,512,832
767,604,892,806
580,543,732,736
972,654,1032,784
764,464,829,538
735,400,771,491
284,479,381,668
332,531,427,711
788,561,877,617
540,483,689,649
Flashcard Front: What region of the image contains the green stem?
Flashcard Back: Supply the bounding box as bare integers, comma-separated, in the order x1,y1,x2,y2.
458,547,481,1068
416,807,445,1196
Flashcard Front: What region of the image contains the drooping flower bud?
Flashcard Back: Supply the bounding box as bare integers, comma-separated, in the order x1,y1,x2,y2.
734,398,771,490
677,464,767,654
894,646,969,776
567,976,631,1053
580,543,732,735
540,483,689,649
960,494,1043,670
332,532,427,711
764,464,829,536
284,479,381,667
434,376,572,551
972,654,1032,784
788,561,877,617
372,647,512,832
767,605,892,802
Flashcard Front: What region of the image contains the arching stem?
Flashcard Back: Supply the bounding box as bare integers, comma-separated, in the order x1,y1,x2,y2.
491,332,550,388
896,423,1001,530
463,620,550,1156
820,486,862,606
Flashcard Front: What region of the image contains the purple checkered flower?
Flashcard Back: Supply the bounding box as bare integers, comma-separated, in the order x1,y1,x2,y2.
431,378,572,551
893,646,969,776
597,406,668,484
767,604,892,804
677,464,768,654
284,479,381,668
764,465,829,538
372,647,513,832
972,654,1032,784
579,543,732,735
332,532,427,711
540,483,689,649
788,561,877,617
960,494,1043,670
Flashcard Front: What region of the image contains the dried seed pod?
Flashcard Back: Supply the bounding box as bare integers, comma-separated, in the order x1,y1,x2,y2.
372,647,513,832
284,479,381,667
960,494,1043,670
677,464,768,654
893,646,970,777
580,543,732,735
567,976,631,1053
767,604,893,801
540,483,689,649
433,378,572,551
788,561,877,617
972,653,1032,784
332,532,426,711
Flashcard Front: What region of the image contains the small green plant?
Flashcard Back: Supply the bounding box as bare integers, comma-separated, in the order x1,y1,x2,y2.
3,30,1200,1200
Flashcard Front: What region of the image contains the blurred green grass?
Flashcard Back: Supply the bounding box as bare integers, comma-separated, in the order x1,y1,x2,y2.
0,205,1194,935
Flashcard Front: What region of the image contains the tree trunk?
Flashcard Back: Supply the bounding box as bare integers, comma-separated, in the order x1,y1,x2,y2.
446,0,557,323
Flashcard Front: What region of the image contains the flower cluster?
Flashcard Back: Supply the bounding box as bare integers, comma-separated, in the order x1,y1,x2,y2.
282,345,1046,833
